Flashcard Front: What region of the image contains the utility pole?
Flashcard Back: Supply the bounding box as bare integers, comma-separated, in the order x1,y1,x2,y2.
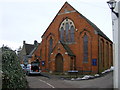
112,1,120,89
116,1,120,89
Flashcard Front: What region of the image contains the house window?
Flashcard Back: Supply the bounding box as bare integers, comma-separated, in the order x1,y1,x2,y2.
83,34,88,63
49,37,53,56
59,18,75,43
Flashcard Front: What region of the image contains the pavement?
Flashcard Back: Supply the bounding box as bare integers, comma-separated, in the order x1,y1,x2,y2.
65,71,113,88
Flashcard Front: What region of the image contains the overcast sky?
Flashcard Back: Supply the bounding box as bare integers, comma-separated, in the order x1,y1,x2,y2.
0,0,118,50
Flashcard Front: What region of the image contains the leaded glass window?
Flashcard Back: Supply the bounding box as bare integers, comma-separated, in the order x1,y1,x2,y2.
60,27,64,42
70,26,74,42
59,18,75,43
83,34,88,63
106,42,109,67
100,39,104,67
40,49,42,59
65,23,69,42
49,37,53,55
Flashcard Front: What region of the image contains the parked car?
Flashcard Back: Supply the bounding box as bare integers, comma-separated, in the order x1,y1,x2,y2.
20,64,26,73
20,64,26,70
25,62,41,75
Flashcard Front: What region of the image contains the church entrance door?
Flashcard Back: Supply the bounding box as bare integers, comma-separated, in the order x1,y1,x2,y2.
55,53,63,72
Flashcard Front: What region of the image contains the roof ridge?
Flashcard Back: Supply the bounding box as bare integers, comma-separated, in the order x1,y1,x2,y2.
25,43,34,46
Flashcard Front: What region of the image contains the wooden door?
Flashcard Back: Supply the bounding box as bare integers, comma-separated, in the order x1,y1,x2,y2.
55,53,63,72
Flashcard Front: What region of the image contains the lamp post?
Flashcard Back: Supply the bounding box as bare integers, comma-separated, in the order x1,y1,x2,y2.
107,0,119,17
107,0,120,89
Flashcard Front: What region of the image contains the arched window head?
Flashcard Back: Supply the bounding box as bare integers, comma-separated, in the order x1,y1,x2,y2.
59,18,75,43
83,33,88,63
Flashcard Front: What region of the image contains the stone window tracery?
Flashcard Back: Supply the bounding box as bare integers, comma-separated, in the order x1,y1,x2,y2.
59,18,75,43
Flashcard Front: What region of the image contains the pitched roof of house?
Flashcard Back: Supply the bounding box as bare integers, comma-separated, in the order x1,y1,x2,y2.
24,44,35,55
29,43,40,56
41,2,112,42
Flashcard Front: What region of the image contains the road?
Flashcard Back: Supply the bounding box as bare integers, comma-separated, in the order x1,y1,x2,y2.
26,72,113,88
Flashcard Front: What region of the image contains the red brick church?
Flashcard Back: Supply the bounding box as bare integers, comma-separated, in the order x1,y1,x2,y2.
28,2,113,74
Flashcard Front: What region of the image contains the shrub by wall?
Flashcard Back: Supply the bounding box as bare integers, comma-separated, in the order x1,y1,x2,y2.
2,46,28,89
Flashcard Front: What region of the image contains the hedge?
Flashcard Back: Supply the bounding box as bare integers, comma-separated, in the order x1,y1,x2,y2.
2,46,28,89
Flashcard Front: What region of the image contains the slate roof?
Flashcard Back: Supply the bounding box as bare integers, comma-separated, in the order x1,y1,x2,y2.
79,14,112,42
29,43,40,56
24,44,35,55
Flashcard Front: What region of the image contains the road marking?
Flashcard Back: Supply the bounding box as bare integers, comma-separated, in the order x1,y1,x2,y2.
39,79,55,88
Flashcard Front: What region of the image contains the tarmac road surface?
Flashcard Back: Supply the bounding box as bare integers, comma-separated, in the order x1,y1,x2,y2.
26,71,113,88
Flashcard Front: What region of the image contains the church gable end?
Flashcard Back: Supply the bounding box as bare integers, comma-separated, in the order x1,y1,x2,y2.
39,2,113,74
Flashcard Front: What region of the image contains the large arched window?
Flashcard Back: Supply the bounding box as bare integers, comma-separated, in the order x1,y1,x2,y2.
100,39,104,67
49,37,53,55
59,18,75,43
106,42,109,67
110,44,113,66
83,34,88,63
40,49,42,59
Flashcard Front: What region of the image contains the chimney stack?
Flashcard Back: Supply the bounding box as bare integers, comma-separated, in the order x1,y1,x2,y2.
23,40,26,45
34,40,38,46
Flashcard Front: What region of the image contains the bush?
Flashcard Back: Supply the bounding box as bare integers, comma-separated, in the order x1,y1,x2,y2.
2,46,28,89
